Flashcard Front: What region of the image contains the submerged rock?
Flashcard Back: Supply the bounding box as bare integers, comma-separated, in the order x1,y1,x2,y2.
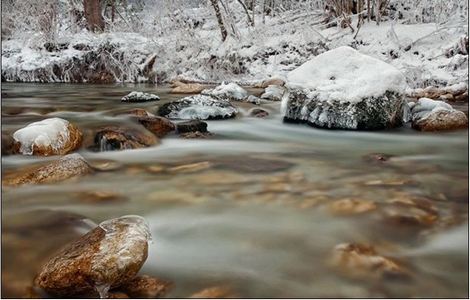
190,286,237,298
158,95,237,120
121,92,160,103
135,116,175,138
330,243,409,280
180,131,214,139
261,85,285,101
328,198,376,215
13,118,82,156
249,108,270,118
121,108,154,117
282,46,407,130
201,82,248,101
214,156,294,173
35,216,151,297
119,275,172,298
3,153,92,186
410,98,468,131
170,81,205,94
92,126,158,151
176,120,208,134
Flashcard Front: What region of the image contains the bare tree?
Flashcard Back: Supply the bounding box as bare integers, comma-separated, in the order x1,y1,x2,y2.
209,0,228,41
84,0,105,32
235,0,254,26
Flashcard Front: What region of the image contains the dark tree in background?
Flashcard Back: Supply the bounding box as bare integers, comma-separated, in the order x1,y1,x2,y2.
84,0,105,32
209,0,228,41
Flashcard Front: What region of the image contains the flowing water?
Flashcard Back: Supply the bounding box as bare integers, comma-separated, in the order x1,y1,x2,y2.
1,83,468,298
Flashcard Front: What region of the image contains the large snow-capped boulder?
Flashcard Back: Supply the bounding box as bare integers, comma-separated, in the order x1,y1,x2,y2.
201,82,248,101
282,46,407,130
13,118,82,156
35,216,150,297
158,95,238,120
409,98,468,131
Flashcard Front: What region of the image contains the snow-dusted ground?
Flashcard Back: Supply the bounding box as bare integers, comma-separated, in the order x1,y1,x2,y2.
1,5,468,88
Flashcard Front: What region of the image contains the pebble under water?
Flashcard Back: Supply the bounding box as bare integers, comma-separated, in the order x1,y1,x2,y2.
1,83,468,298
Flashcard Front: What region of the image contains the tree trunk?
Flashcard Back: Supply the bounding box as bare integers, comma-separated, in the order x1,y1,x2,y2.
209,0,228,42
236,0,254,26
375,0,380,25
84,0,105,32
367,0,370,22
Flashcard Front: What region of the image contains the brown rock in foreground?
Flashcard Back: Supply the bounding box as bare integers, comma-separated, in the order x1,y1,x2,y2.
254,77,285,88
35,216,151,297
119,275,173,298
92,126,158,151
13,118,83,156
2,132,18,155
3,153,92,186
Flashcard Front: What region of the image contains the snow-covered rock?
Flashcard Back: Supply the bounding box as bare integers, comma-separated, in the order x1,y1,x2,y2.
282,46,407,130
158,95,238,120
121,91,160,103
201,82,248,101
410,98,468,131
13,118,82,156
261,85,286,101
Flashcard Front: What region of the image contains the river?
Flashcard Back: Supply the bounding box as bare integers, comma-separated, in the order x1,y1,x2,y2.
1,83,468,298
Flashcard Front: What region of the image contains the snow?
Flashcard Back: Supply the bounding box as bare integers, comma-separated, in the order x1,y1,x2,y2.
13,118,71,155
286,46,407,103
202,82,248,101
161,94,238,120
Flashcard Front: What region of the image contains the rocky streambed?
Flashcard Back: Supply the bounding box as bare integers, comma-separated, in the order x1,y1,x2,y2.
1,80,468,298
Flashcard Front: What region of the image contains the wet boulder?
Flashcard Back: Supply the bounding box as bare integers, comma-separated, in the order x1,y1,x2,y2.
260,85,285,101
120,108,154,117
180,131,213,139
158,95,237,120
135,116,175,138
282,46,407,130
410,98,468,131
2,132,18,155
92,126,158,151
201,82,248,101
35,216,151,298
245,95,262,105
13,118,82,156
3,153,92,186
176,120,208,134
121,92,160,103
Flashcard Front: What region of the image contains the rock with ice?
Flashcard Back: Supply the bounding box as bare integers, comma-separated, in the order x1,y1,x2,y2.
282,46,407,130
121,91,160,103
35,215,151,297
158,94,238,120
202,82,248,101
13,117,82,156
92,126,159,152
261,85,285,101
410,98,468,131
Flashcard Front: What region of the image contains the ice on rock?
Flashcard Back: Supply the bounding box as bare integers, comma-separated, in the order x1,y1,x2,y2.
202,82,248,101
121,91,160,102
13,118,70,155
158,94,238,120
410,98,468,131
